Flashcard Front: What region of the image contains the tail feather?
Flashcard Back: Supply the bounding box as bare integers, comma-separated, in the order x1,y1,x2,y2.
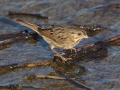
13,18,42,35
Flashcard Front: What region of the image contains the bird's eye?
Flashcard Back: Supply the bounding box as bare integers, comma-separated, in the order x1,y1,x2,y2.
78,33,81,35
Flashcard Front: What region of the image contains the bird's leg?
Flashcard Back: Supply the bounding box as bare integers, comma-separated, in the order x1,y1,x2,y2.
70,48,77,56
50,47,71,61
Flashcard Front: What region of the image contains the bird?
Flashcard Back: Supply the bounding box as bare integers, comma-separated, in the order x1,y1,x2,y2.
13,18,88,61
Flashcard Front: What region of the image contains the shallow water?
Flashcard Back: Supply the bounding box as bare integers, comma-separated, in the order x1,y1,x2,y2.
0,0,120,90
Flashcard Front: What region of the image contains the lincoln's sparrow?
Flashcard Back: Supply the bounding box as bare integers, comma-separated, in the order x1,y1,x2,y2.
14,19,88,61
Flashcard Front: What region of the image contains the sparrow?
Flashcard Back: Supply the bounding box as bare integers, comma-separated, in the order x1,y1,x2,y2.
14,19,88,61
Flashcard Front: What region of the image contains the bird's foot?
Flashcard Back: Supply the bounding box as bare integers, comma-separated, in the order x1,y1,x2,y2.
54,54,72,62
70,48,77,56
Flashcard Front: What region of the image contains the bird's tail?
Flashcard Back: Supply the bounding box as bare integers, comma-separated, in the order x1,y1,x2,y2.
13,18,42,35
